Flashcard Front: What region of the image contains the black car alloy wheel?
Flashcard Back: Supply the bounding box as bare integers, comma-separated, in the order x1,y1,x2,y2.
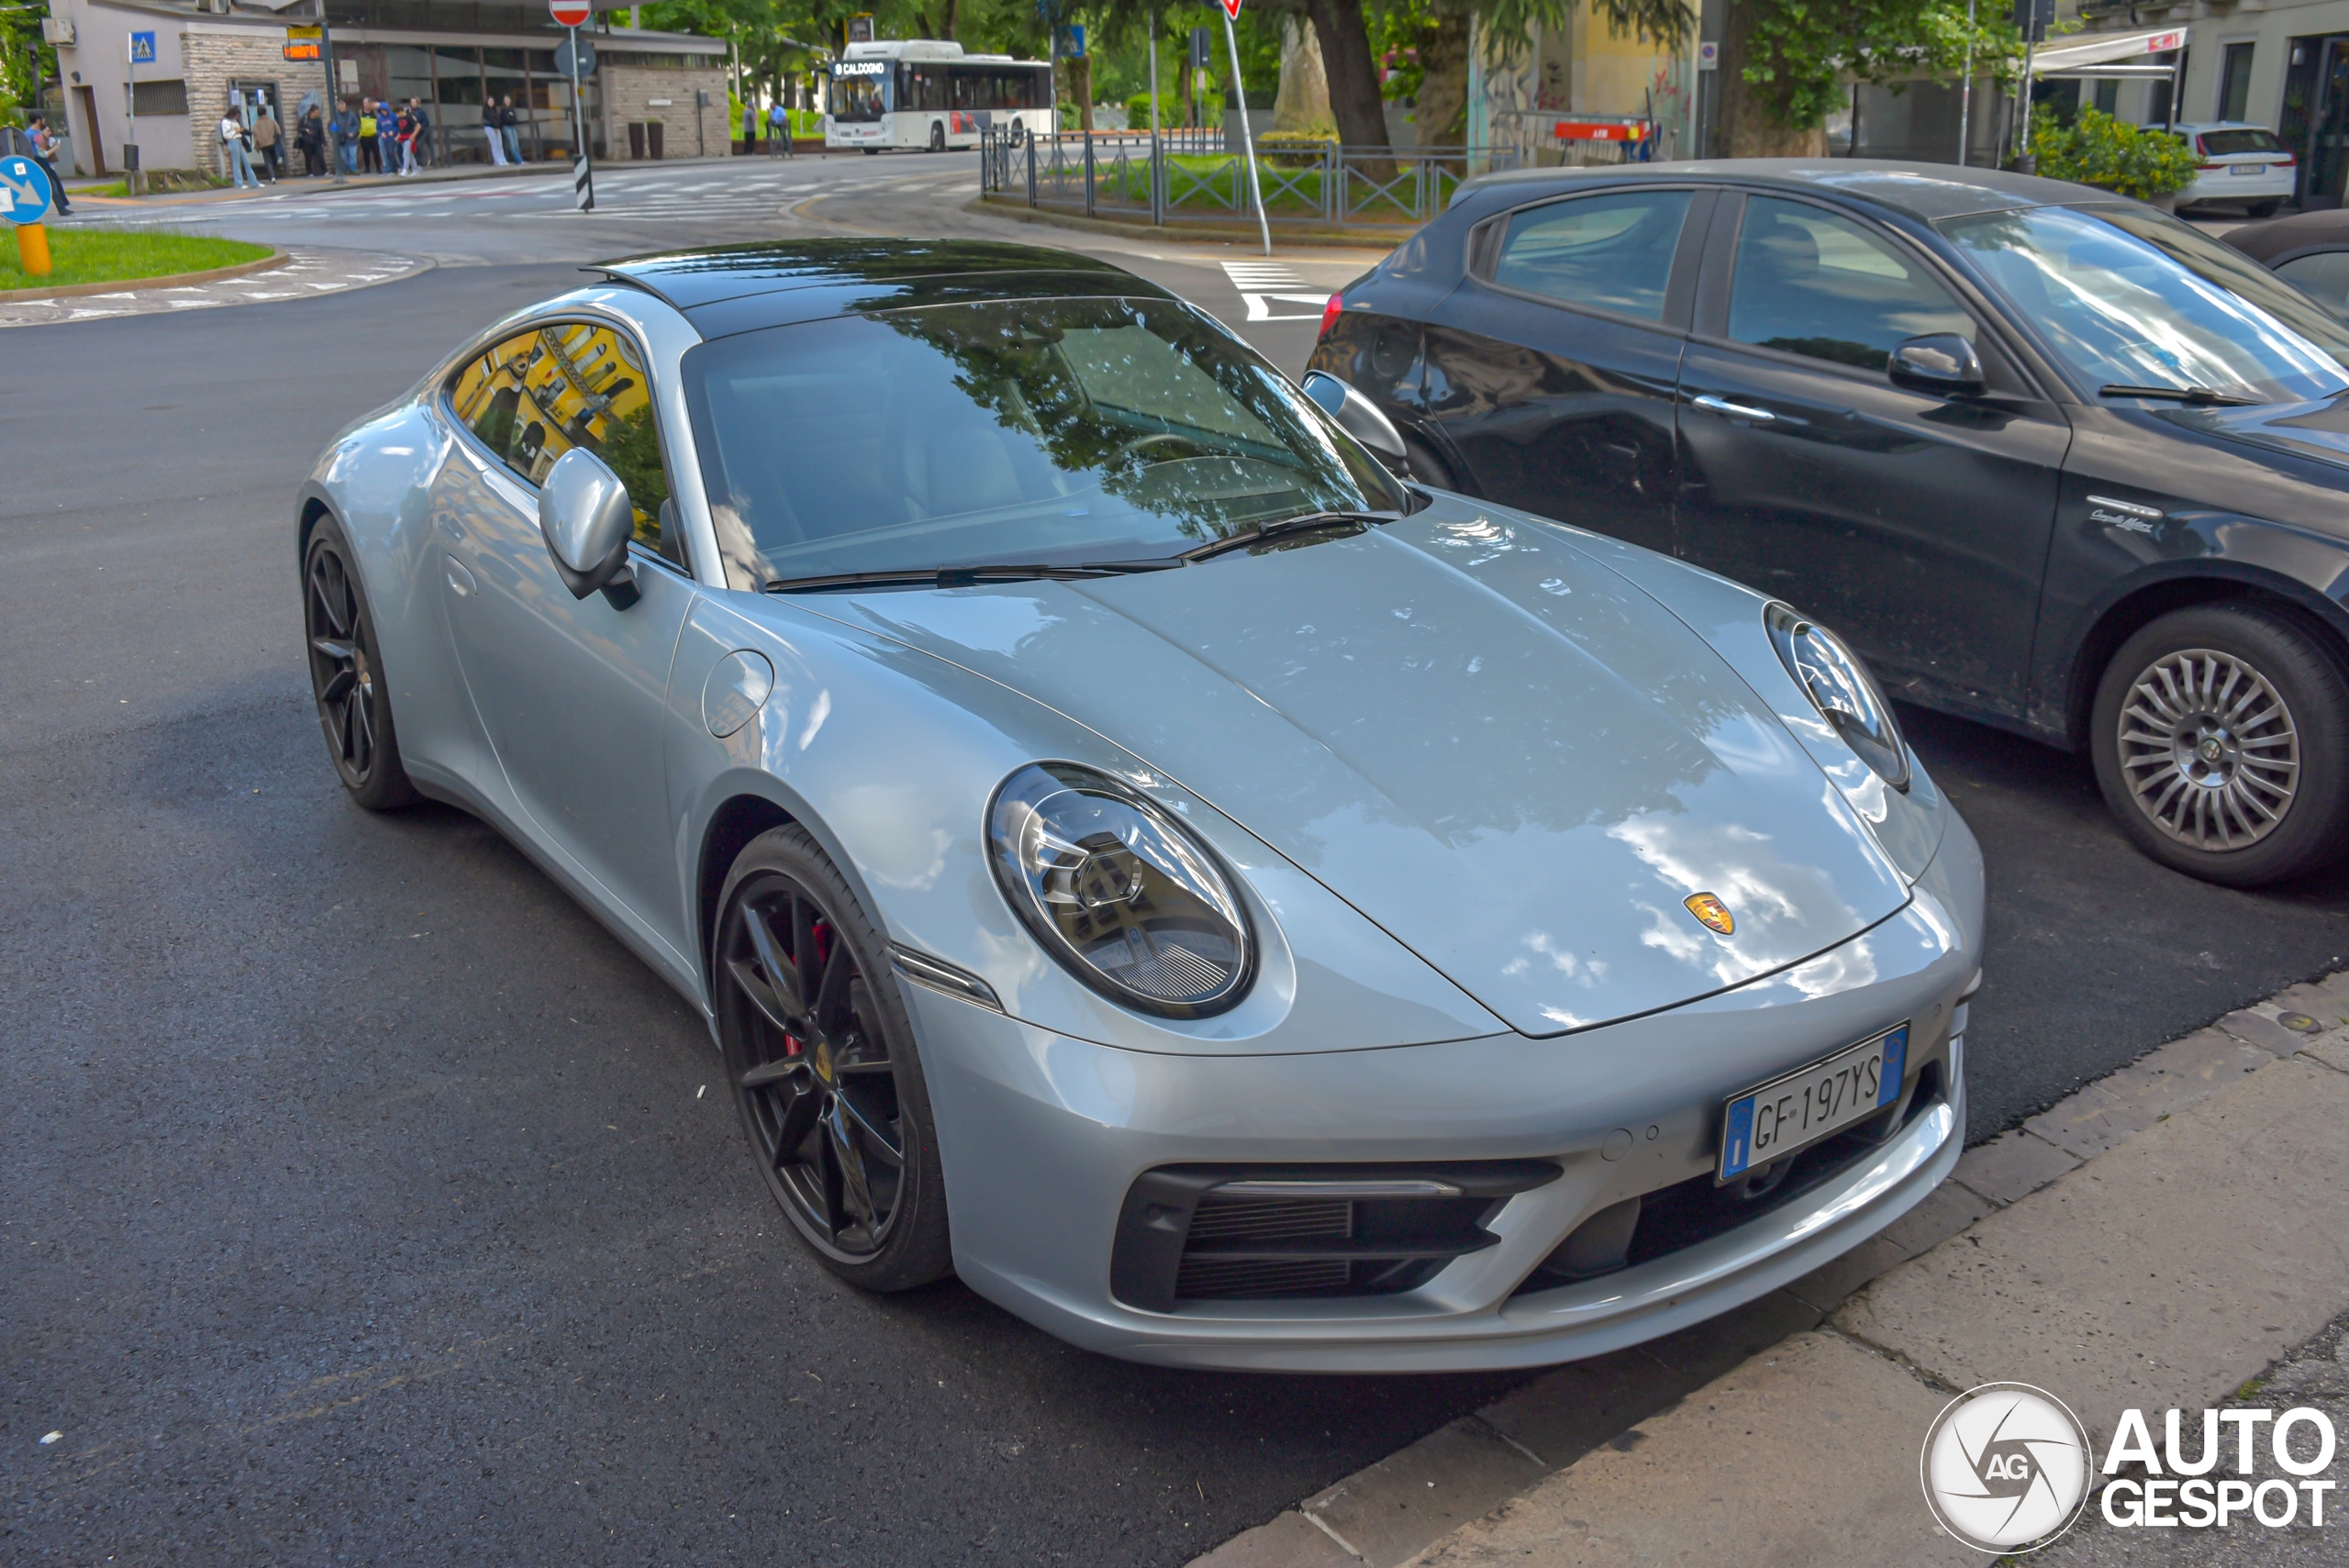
303,518,417,810
716,828,952,1288
2092,604,2349,885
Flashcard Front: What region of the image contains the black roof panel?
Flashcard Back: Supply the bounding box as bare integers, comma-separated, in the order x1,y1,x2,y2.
591,238,1143,312
1457,159,2115,224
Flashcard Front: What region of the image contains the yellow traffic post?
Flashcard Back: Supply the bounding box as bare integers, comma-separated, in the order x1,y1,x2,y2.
16,221,52,277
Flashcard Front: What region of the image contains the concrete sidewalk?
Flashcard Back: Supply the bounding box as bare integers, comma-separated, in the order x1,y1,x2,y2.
1194,979,2349,1566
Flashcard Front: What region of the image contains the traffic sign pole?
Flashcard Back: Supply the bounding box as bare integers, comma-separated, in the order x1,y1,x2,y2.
551,0,596,211
1218,0,1270,256
3,155,58,277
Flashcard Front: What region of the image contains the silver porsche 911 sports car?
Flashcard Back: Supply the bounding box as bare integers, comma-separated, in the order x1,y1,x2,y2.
297,239,1983,1371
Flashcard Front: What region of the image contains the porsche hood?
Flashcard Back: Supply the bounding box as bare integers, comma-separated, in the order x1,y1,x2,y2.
821,503,1914,1037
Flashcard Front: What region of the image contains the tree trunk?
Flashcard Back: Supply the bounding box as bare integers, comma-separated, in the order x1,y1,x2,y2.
1303,0,1390,153
1414,9,1471,153
1717,0,1826,157
1070,54,1094,132
1274,14,1331,133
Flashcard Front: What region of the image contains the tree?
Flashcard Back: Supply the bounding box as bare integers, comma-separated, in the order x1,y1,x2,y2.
1716,0,2020,154
1396,0,1688,152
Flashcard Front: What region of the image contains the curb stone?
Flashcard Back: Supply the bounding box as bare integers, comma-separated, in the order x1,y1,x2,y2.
1189,970,2349,1568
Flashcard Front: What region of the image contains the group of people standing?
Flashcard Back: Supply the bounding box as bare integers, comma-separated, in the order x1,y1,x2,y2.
343,98,432,176
481,97,526,166
216,95,435,187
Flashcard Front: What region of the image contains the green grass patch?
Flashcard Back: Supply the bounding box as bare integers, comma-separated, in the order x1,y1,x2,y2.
0,228,272,291
68,182,131,198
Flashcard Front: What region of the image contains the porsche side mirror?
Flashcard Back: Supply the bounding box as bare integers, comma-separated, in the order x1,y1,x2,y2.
539,447,640,610
1300,370,1411,473
1887,334,1987,398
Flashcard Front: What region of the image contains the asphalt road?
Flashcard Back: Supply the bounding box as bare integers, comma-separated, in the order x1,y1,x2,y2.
5,155,2347,1562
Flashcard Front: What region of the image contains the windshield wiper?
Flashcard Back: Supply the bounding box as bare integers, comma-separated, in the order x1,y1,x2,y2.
2099,383,2266,407
1178,510,1400,564
765,562,1177,594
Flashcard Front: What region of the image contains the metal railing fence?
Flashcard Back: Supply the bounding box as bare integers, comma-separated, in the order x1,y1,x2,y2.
980,128,1523,230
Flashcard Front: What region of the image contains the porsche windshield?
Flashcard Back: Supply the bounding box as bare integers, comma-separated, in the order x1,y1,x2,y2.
680,296,1405,592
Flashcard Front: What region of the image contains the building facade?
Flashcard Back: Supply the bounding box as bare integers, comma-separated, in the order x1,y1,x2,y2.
42,0,724,179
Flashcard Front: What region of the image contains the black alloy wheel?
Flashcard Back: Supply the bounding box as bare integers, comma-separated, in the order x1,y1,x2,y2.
716,827,952,1289
303,517,417,810
2091,602,2349,886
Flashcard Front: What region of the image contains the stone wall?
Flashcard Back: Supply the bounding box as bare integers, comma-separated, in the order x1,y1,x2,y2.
599,58,730,160
181,22,329,180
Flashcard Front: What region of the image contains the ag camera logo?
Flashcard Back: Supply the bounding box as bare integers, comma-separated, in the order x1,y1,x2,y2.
1920,1383,2092,1552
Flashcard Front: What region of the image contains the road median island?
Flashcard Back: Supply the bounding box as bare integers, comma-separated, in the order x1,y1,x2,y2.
1,230,279,297
1191,982,2349,1567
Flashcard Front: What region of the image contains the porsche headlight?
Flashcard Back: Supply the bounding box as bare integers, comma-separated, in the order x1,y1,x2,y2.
1765,603,1911,792
988,763,1255,1017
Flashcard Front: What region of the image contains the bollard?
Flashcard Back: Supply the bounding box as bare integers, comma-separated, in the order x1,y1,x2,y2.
16,222,51,277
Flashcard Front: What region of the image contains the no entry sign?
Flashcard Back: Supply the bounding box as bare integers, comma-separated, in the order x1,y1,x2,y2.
550,0,591,27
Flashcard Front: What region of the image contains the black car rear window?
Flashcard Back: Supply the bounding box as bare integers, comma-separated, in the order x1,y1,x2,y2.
2199,128,2286,157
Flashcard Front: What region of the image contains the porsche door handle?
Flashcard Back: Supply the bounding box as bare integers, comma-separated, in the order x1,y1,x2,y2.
1690,394,1776,423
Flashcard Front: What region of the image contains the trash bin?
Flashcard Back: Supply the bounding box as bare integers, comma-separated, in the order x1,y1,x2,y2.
647,120,663,160
627,121,645,160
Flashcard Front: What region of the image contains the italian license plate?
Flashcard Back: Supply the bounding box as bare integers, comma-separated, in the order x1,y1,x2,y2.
2231,163,2267,176
1718,1022,1909,1182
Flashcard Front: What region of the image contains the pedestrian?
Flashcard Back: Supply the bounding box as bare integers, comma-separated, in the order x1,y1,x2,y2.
23,115,72,214
358,101,380,173
252,101,283,183
406,98,431,170
218,105,259,189
501,96,524,164
395,103,419,175
741,97,757,155
768,98,788,156
484,100,507,164
297,105,326,176
335,99,360,172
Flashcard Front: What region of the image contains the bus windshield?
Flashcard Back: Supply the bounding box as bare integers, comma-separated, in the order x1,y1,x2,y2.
830,75,885,121
682,297,1407,592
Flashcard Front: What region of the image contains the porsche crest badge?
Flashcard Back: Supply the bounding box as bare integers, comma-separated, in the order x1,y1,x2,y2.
1684,892,1734,936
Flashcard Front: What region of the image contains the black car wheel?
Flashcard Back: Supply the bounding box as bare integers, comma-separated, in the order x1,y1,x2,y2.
2091,603,2349,885
303,515,418,811
928,120,946,153
2247,200,2282,218
715,826,952,1290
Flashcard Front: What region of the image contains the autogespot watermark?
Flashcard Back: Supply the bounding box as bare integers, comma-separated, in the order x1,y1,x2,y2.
1920,1385,2340,1552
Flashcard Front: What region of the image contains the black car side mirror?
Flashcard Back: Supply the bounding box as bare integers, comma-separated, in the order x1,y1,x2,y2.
1887,334,1987,398
539,448,640,610
1300,369,1411,475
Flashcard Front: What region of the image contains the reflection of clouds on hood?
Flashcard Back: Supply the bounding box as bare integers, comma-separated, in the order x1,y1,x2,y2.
1779,937,1878,998
1608,806,1864,988
1501,930,1610,984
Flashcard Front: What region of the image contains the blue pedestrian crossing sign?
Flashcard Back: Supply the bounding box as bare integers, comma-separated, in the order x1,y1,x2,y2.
131,30,157,63
0,156,55,226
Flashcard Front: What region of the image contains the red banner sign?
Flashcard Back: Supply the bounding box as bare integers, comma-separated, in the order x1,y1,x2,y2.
550,0,591,28
1553,120,1648,141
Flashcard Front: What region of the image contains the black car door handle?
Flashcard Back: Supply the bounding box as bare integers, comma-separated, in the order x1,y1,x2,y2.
1691,394,1776,423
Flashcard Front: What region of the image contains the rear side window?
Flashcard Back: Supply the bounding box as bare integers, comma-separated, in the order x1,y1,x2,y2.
448,323,680,566
2275,250,2349,317
2199,128,2286,157
1490,189,1692,321
1728,196,1975,371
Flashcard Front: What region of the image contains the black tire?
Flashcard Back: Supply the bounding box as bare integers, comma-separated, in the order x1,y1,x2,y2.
714,826,953,1291
928,120,945,153
302,514,419,811
1401,432,1460,493
2089,602,2349,886
863,146,879,156
2248,200,2282,218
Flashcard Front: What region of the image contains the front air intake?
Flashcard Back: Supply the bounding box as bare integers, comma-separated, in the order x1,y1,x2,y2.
1110,1162,1560,1313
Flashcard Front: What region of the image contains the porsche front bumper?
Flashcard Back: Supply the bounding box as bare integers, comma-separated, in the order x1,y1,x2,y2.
908,821,1982,1373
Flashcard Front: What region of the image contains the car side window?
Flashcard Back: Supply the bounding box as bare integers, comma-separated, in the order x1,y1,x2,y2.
447,324,684,569
2273,251,2349,319
1727,196,1976,372
1490,189,1693,322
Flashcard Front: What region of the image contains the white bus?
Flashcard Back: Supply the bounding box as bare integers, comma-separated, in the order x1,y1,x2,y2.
826,40,1055,153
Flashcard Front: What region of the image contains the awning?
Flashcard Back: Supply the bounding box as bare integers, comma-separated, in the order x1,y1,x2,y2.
2032,26,2188,76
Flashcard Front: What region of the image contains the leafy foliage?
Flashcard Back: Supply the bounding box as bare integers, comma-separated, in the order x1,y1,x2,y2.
1736,0,2025,130
2028,105,2199,200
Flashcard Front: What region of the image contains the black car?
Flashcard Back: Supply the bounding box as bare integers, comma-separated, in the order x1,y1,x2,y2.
1308,158,2349,886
